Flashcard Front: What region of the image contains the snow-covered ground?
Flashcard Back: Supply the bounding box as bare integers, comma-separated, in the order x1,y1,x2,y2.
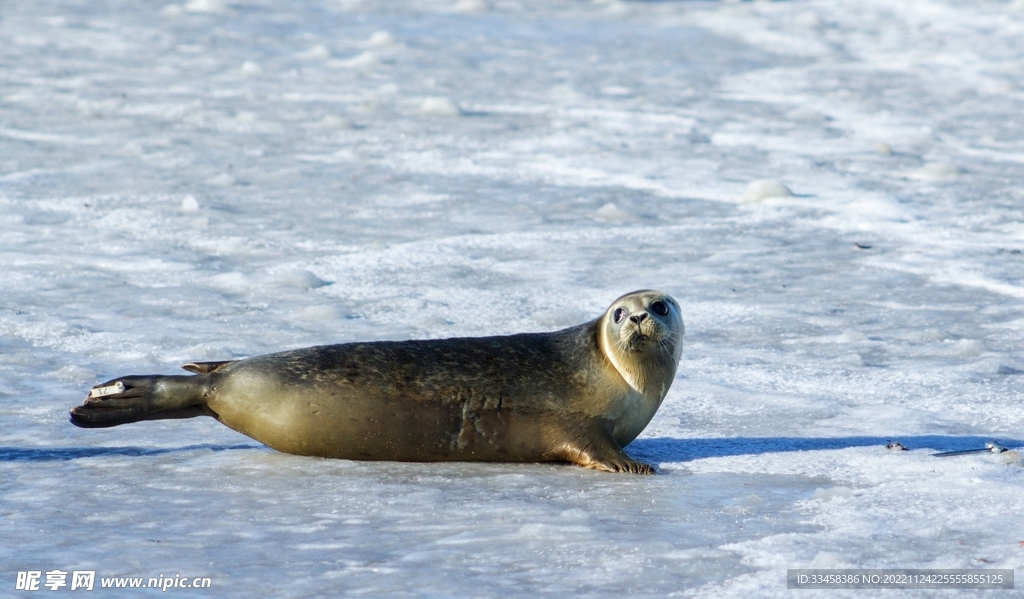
3,0,1024,596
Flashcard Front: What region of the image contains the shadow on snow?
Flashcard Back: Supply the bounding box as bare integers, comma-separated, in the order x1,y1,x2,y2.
629,435,1023,463
0,444,262,462
2,436,1019,463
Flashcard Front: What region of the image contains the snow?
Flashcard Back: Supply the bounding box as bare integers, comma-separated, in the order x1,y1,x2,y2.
741,179,793,203
2,0,1023,596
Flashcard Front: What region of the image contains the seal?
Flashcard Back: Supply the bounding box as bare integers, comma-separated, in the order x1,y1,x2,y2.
70,290,683,473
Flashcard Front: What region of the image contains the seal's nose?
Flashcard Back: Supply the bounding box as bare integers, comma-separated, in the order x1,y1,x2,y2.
629,312,647,324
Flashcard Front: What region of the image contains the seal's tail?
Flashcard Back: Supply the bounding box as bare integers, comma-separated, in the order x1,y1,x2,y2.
69,374,212,428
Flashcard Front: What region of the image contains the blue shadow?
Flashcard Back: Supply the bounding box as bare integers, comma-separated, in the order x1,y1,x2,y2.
0,444,262,462
4,436,1017,463
628,435,1023,463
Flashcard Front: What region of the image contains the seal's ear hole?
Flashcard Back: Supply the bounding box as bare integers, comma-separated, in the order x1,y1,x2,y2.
650,300,669,316
613,307,627,323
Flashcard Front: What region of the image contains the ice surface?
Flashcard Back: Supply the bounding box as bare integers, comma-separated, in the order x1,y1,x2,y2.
741,179,793,203
2,0,1023,597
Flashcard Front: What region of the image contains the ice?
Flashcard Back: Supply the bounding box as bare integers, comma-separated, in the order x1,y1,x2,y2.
239,60,262,74
418,96,462,116
333,50,379,69
366,30,395,48
741,179,794,203
298,45,332,61
594,202,629,221
910,161,964,180
2,0,1024,597
451,0,488,14
183,0,228,14
180,195,199,212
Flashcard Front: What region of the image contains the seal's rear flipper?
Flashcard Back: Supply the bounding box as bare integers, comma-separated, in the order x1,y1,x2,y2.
70,404,208,428
181,360,236,374
70,375,212,429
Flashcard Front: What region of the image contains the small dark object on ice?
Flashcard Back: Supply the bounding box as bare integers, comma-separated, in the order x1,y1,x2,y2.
932,441,1007,457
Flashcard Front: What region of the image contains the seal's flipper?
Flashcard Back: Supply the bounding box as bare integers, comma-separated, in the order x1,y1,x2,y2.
554,422,656,474
181,360,236,374
70,375,212,429
70,404,208,428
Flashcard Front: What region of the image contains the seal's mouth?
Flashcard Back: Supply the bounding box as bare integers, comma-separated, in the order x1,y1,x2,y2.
623,331,658,352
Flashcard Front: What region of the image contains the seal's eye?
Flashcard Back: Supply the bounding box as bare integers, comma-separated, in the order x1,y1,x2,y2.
613,307,627,323
650,300,669,316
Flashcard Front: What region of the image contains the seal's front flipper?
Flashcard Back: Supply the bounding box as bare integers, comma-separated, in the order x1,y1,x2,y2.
70,375,211,429
553,423,656,474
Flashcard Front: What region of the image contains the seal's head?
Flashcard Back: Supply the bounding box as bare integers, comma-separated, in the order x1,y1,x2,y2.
599,290,684,394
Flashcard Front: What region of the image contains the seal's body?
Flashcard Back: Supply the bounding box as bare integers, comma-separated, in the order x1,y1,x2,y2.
71,290,683,473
